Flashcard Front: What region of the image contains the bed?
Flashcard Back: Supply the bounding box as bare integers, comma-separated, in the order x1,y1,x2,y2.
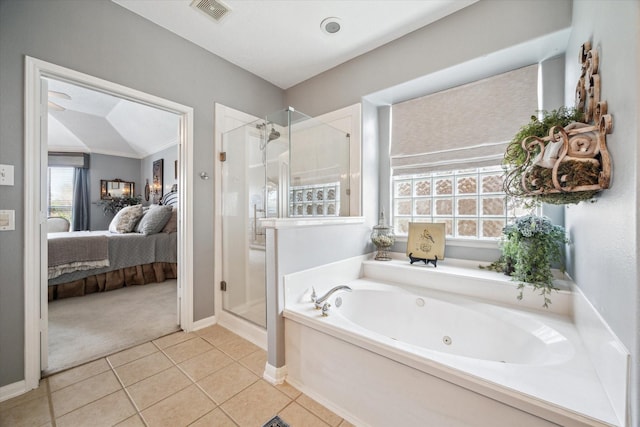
48,192,178,300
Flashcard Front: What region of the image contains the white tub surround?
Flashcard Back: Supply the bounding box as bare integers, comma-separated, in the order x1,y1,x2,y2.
283,255,629,427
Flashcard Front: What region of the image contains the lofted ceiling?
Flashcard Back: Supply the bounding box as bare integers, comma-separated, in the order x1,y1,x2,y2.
46,78,180,159
112,0,478,89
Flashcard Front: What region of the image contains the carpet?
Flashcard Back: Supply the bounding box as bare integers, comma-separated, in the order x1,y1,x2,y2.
47,280,180,374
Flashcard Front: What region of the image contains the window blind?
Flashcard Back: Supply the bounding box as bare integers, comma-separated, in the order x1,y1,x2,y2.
390,65,538,176
48,152,90,169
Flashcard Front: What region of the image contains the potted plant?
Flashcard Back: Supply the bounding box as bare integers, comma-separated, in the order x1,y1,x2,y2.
96,195,142,215
482,214,569,307
502,107,602,206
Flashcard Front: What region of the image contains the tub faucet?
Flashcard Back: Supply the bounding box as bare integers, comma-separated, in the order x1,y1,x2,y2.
311,285,352,309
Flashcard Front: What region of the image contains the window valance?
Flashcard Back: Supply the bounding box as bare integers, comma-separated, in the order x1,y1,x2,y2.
48,152,90,169
391,65,538,176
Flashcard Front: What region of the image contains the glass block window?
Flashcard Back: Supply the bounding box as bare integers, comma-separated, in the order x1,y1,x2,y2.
392,166,528,239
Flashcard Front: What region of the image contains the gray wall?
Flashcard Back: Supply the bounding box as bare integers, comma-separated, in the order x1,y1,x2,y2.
89,153,142,230
0,0,283,387
564,1,639,423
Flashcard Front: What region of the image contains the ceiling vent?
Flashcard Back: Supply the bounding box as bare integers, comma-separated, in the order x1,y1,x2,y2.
191,0,231,22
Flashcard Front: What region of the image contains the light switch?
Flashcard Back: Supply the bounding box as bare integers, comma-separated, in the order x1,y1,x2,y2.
0,210,15,231
0,164,14,186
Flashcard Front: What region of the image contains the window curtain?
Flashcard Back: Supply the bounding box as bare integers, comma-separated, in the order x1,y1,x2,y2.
71,167,90,231
390,65,539,176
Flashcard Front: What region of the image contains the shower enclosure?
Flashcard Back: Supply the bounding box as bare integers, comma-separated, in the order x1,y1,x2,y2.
221,107,350,327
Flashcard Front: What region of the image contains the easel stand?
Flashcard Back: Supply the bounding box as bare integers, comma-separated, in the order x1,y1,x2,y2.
408,253,438,267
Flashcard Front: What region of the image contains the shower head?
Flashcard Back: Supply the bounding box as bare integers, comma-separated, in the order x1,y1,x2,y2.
268,126,280,142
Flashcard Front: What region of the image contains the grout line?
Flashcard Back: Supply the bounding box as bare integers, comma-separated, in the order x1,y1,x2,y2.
45,379,57,427
107,356,148,427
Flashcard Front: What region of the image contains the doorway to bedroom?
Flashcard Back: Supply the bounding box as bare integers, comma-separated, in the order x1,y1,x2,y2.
24,57,195,382
44,76,182,374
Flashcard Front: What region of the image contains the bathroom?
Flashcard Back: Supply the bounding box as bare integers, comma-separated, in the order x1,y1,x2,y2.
0,1,638,426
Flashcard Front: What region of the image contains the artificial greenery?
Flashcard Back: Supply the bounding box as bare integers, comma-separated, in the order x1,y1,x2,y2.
502,107,595,207
481,214,569,308
96,195,142,215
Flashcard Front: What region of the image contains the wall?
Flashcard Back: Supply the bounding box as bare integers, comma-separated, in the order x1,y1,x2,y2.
564,1,639,424
0,0,282,388
284,0,572,117
89,153,142,230
140,145,178,207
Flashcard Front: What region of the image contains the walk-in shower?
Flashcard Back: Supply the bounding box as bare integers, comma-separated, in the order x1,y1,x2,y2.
220,107,351,327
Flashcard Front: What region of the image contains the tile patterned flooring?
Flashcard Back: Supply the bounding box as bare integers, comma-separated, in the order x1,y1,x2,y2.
0,325,355,427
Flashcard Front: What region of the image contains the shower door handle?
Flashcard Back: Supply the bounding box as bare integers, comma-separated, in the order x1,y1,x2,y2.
253,204,265,240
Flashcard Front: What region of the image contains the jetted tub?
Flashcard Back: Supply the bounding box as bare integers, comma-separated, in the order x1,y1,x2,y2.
283,258,625,427
332,283,574,366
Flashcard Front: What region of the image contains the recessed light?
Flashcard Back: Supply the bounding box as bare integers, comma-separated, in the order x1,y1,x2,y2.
320,17,342,35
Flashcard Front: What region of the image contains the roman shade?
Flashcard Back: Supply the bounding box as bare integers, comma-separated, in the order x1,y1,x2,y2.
391,65,538,176
48,152,90,169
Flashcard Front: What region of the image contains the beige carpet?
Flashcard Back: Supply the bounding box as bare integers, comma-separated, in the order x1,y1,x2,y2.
47,280,180,374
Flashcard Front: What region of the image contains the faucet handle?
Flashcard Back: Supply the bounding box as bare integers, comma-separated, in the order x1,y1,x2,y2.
321,302,331,317
310,287,317,303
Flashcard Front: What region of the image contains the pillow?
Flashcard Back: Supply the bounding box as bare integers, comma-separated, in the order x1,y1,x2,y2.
109,204,143,234
135,204,173,235
161,207,178,233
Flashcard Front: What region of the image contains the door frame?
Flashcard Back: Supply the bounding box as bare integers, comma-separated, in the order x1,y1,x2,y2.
24,56,195,389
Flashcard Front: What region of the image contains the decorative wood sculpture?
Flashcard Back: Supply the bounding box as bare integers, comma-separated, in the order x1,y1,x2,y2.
520,42,612,199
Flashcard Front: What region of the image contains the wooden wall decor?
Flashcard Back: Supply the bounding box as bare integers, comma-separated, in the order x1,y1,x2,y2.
519,41,613,202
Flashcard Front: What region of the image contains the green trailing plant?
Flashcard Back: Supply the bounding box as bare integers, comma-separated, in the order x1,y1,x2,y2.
502,107,590,207
96,195,142,215
481,214,569,308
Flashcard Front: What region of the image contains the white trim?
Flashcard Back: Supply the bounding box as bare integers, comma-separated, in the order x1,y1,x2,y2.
0,380,28,403
263,362,287,385
192,315,217,331
24,56,195,392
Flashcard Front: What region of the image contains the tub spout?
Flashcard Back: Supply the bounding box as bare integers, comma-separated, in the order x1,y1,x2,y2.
312,285,352,309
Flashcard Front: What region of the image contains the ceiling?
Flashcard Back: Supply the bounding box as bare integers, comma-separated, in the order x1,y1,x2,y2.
50,0,479,157
47,78,180,159
112,0,478,89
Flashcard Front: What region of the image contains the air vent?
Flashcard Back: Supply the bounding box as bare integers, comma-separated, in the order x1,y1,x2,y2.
191,0,231,22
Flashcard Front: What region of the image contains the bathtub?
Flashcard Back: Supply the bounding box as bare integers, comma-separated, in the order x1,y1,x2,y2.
283,257,626,427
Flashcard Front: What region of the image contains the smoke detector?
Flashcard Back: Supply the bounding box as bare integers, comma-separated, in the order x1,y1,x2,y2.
320,17,342,35
191,0,231,22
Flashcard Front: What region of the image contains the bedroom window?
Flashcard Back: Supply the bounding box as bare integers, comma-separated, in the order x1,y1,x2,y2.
48,167,74,221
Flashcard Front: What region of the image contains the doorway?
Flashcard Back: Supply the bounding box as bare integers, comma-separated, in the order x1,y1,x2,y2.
24,57,194,388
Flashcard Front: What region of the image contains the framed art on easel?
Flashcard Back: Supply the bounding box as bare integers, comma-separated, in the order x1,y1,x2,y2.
406,222,446,261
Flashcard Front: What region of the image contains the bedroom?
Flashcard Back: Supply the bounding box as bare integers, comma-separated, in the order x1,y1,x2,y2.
45,76,182,374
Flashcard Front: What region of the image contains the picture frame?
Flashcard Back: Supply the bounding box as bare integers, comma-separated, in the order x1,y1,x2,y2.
153,159,164,199
174,160,178,180
406,222,446,260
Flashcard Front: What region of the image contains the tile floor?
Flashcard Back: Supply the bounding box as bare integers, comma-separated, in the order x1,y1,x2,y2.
0,325,356,427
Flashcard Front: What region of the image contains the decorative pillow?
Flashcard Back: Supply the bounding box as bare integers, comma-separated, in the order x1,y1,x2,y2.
135,204,173,235
161,207,178,233
108,204,143,234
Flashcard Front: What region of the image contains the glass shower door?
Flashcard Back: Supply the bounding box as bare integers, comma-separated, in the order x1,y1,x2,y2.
221,122,267,327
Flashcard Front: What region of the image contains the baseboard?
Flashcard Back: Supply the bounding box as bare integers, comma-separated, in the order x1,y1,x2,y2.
0,380,27,403
192,315,217,331
263,363,287,385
